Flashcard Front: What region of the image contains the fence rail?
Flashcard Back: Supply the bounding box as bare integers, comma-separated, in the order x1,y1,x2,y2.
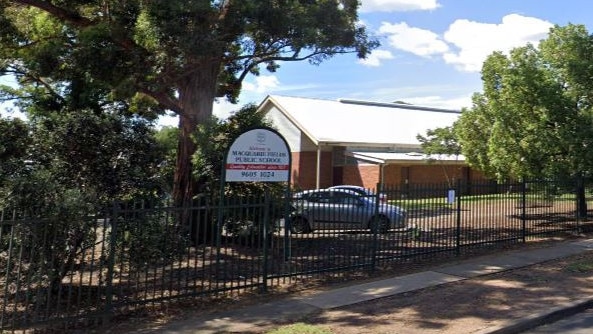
1,179,590,332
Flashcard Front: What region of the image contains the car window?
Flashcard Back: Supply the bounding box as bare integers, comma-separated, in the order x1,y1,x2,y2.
349,188,364,194
333,192,361,205
337,186,359,193
337,187,369,197
308,191,331,203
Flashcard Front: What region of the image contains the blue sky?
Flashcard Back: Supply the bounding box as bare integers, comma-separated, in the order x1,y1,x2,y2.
195,0,593,125
3,1,593,126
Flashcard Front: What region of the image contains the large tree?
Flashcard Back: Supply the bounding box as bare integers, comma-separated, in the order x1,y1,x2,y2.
456,24,593,216
0,110,165,292
0,0,378,206
416,125,462,187
0,117,30,188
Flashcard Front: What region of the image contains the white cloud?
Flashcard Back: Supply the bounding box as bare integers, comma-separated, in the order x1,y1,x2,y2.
156,113,178,128
376,14,553,73
360,0,441,13
213,99,242,120
0,76,27,120
379,22,449,57
0,109,27,121
0,101,27,121
400,95,472,110
443,14,553,72
242,75,280,93
358,49,395,66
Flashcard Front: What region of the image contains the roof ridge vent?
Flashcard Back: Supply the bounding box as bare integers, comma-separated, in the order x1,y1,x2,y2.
337,98,460,114
406,152,424,157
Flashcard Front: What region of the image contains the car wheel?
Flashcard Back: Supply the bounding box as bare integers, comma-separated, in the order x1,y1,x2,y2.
290,216,311,234
369,215,390,234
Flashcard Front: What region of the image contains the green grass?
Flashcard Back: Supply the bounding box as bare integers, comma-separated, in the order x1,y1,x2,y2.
388,199,451,209
565,260,593,273
389,192,587,208
266,323,333,334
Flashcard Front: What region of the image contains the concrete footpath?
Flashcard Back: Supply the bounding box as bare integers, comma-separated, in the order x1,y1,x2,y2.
136,238,593,334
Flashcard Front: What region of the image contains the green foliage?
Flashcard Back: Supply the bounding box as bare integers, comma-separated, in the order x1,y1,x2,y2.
23,110,165,203
456,24,593,181
0,110,170,291
113,204,188,269
192,103,283,196
417,126,461,156
1,0,378,206
0,118,30,188
154,125,180,194
416,125,462,186
2,0,378,107
2,168,97,293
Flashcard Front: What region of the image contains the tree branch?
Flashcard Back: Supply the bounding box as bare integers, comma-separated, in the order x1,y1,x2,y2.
7,64,67,105
216,0,232,21
235,47,351,83
13,0,179,113
137,87,182,116
13,0,94,28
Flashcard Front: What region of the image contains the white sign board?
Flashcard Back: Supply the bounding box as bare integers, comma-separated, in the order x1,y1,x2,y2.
447,189,456,204
225,128,291,182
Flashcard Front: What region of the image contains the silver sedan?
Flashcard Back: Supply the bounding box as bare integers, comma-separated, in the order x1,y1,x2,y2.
290,188,407,234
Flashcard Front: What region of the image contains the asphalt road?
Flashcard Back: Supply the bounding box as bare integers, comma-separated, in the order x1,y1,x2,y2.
524,308,593,333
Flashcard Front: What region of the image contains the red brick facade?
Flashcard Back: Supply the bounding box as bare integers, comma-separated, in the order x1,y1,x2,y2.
290,151,333,190
342,165,381,189
291,151,488,191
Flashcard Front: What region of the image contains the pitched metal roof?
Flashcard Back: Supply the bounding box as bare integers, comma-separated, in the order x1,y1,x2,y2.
348,151,466,164
260,95,460,147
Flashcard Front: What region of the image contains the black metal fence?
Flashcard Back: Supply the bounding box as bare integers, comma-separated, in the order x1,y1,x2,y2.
1,179,590,332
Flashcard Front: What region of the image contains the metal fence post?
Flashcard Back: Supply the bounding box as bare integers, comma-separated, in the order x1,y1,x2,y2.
0,210,15,329
521,179,527,243
283,187,291,261
215,173,225,289
521,179,527,242
370,183,381,273
576,176,582,233
261,190,270,293
456,179,462,256
103,202,118,326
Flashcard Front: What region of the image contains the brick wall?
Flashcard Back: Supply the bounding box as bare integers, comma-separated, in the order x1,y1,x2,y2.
340,164,485,188
407,165,465,184
382,164,491,198
341,164,380,189
291,152,490,192
383,164,403,186
291,151,333,190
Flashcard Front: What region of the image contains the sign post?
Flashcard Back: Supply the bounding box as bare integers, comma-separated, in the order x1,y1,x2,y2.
222,127,293,265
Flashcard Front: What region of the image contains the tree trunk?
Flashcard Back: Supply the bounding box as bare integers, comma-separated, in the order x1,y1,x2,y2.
172,63,220,208
172,62,221,243
173,113,199,207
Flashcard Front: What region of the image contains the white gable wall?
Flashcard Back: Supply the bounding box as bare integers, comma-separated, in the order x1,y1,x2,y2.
265,106,301,151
